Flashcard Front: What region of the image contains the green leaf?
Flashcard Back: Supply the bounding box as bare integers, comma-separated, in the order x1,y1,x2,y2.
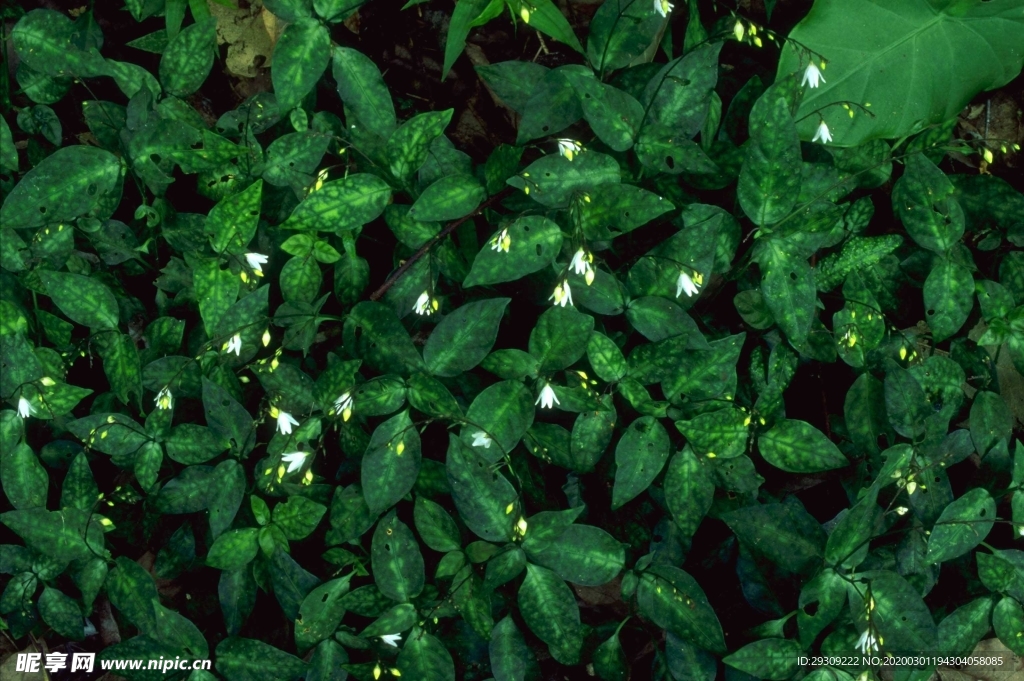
38,271,118,330
460,380,534,462
414,496,461,553
721,501,826,575
971,390,1013,457
273,496,327,540
663,333,744,402
344,301,425,375
852,570,937,653
206,528,259,570
215,637,307,681
993,596,1024,656
280,256,323,304
586,0,665,76
523,523,624,586
295,575,351,653
642,42,721,135
332,47,396,139
283,174,392,232
160,18,216,97
563,68,643,152
387,109,453,182
938,597,994,656
263,132,331,193
193,259,239,339
507,151,620,208
518,564,582,665
408,174,485,222
424,298,508,377
361,411,421,515
778,0,1024,146
816,234,903,292
464,216,564,287
107,556,159,633
441,0,500,81
723,638,803,680
893,153,965,253
39,587,84,640
924,259,974,342
569,404,616,473
925,488,995,564
397,627,456,681
406,372,461,418
273,18,330,111
612,415,669,509
1,443,48,510
797,570,847,648
823,485,881,570
372,511,424,602
446,434,517,542
664,447,714,538
96,333,142,406
675,408,748,460
60,451,97,512
489,615,538,681
885,362,930,439
758,419,848,473
520,0,584,54
207,180,263,255
759,240,816,345
165,424,229,464
587,332,627,382
529,306,595,373
636,565,726,654
203,378,256,457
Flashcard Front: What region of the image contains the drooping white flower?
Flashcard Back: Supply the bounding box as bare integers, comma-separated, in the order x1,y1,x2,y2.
472,431,492,448
17,396,32,419
676,270,701,298
224,333,243,356
535,383,560,409
654,0,674,17
549,280,573,308
413,291,438,316
557,139,583,162
281,451,309,474
155,387,173,411
855,629,879,654
380,633,402,647
490,228,511,253
812,119,833,144
569,248,589,275
274,408,300,435
801,61,825,89
334,392,354,422
245,252,268,275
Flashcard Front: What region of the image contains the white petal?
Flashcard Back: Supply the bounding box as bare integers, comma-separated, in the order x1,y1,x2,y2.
18,397,31,418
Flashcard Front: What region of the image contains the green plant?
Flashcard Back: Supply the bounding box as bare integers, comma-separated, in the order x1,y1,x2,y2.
2,0,1024,680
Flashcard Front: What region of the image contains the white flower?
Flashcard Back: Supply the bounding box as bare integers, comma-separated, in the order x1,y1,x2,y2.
490,228,511,253
224,333,242,356
535,383,560,409
557,139,582,162
334,392,354,422
245,252,268,275
413,291,437,316
855,629,879,654
17,396,32,419
801,62,825,89
895,506,909,516
654,0,674,17
274,408,300,435
281,451,309,474
380,633,402,647
155,387,173,411
812,119,832,144
675,270,701,298
549,280,573,307
472,431,492,448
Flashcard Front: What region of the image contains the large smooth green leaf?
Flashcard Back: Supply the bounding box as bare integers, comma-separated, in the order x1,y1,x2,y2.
518,564,582,665
611,415,669,509
39,271,119,330
758,419,848,473
464,217,563,287
272,18,331,111
424,298,508,377
372,511,425,602
332,46,396,138
1,145,123,230
925,488,995,564
295,575,351,653
778,0,1024,146
362,411,422,515
636,565,726,654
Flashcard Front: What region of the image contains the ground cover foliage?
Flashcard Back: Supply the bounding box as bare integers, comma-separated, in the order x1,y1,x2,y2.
2,0,1024,680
